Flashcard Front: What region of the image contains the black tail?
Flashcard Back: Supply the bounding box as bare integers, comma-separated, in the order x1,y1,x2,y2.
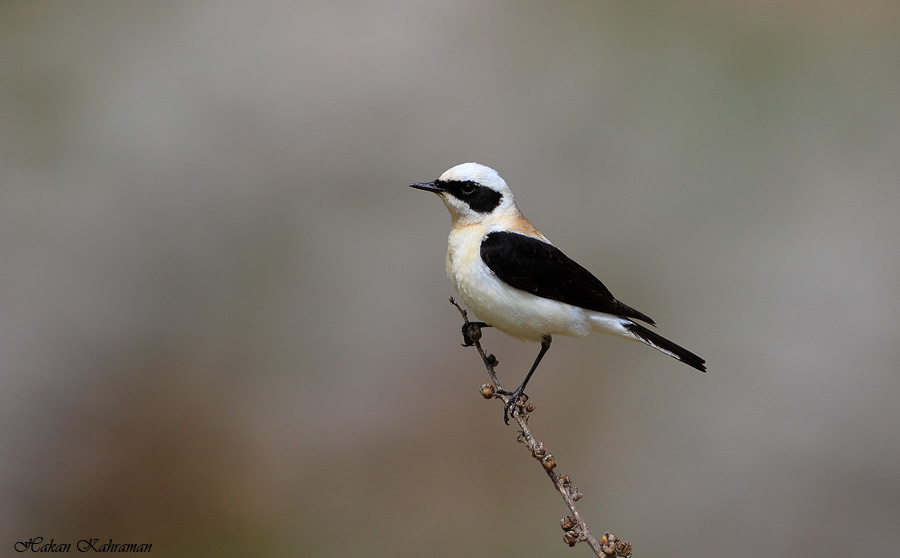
623,322,706,372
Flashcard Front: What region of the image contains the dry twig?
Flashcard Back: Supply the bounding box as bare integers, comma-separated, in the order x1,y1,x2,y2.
450,297,633,557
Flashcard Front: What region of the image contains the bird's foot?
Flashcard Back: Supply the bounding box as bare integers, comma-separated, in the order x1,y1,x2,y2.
498,386,528,424
461,321,490,347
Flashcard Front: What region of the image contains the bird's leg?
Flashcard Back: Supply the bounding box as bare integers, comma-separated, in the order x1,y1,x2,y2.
500,334,552,424
461,321,491,347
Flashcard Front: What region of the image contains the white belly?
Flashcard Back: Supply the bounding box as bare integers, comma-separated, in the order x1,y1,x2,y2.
446,229,594,342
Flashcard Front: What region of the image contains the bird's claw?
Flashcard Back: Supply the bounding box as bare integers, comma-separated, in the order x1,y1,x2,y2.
461,321,490,346
501,387,527,424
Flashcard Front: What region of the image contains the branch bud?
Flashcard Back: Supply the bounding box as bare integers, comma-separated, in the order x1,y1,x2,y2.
479,383,496,398
541,454,556,471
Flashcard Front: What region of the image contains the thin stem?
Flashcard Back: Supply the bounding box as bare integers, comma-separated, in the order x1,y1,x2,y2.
448,297,632,557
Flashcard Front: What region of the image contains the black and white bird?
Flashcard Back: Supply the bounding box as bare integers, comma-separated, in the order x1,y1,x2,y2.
411,162,705,423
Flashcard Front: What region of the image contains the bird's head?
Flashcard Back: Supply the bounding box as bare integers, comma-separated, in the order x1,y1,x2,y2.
410,162,518,226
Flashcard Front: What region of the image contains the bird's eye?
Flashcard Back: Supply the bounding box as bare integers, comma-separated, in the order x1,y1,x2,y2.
461,182,477,195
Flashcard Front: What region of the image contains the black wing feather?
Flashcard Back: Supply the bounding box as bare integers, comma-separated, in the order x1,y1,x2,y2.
480,231,656,325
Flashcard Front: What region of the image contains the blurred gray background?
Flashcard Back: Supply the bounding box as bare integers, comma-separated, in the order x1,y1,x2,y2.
3,1,899,556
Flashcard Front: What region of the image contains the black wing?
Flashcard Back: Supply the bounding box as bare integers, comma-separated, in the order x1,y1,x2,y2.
480,231,656,325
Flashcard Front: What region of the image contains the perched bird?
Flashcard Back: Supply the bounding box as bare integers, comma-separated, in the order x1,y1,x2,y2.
411,162,705,422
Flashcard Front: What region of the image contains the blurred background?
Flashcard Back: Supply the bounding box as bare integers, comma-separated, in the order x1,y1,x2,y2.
2,1,899,556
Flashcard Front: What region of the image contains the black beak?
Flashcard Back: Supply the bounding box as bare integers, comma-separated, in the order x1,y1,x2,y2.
409,181,444,193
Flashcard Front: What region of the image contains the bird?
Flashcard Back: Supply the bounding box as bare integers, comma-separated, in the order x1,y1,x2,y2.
410,162,705,423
